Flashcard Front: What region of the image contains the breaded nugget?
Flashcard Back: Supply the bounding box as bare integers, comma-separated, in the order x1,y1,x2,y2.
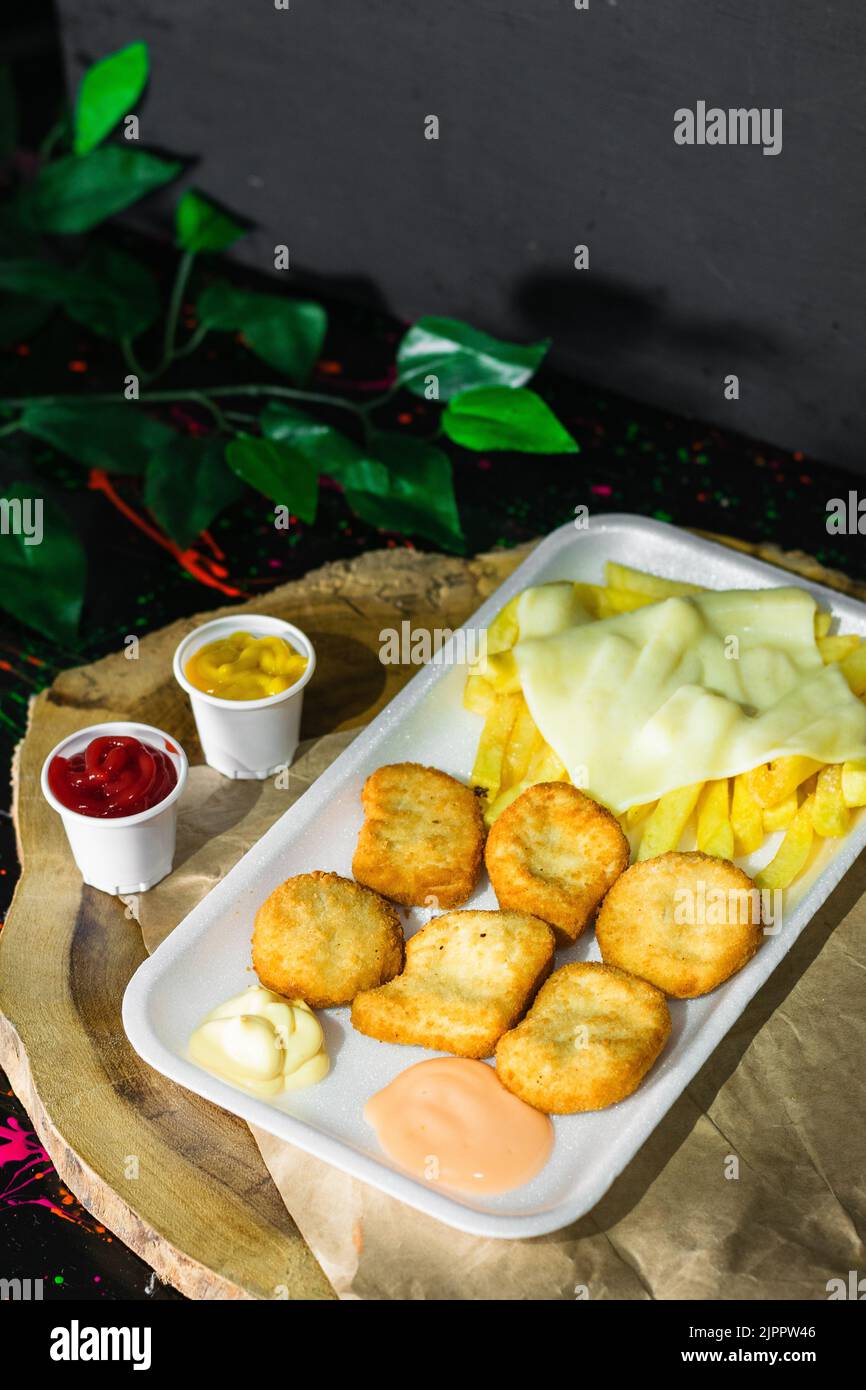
595,851,761,998
351,909,555,1058
495,961,671,1113
252,870,404,1009
485,782,630,942
352,762,484,908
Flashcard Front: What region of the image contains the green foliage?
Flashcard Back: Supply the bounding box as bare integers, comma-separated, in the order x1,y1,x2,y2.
197,284,326,381
0,248,159,340
17,147,182,234
144,436,243,547
225,435,318,523
176,191,246,254
442,386,579,454
397,317,550,400
345,434,464,553
18,402,174,474
0,483,86,641
0,40,577,642
73,41,149,155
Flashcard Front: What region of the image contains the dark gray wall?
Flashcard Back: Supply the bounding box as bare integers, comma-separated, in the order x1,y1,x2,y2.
58,1,864,471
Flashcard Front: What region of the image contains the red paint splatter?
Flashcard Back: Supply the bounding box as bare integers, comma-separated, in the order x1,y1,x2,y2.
88,470,244,598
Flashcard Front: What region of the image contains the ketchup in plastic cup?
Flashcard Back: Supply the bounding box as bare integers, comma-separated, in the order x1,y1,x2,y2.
48,733,178,818
41,722,188,896
173,615,316,780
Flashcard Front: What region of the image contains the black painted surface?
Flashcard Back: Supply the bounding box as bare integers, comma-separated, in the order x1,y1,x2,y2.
55,0,866,472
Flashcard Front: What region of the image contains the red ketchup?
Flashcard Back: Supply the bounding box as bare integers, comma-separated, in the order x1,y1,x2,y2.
48,735,177,819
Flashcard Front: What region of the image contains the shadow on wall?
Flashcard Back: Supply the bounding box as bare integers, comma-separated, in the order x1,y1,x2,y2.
512,272,783,366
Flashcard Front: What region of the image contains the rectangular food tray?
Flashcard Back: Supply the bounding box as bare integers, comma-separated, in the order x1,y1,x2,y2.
122,515,866,1238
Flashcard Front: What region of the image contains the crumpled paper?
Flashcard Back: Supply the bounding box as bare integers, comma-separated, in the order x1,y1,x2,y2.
135,732,866,1300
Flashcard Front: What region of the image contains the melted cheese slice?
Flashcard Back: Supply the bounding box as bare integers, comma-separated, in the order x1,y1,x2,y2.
513,583,866,812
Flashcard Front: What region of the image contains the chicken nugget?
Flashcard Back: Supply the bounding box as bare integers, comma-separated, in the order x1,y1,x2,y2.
351,909,555,1058
495,961,671,1113
352,762,484,908
595,851,762,998
252,870,404,1008
485,782,629,941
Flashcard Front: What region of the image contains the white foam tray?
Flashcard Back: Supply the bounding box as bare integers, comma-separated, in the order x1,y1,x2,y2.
122,516,866,1238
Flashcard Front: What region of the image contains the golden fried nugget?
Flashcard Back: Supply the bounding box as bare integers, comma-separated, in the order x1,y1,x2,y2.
252,870,404,1009
595,851,762,998
352,762,484,908
485,782,629,942
495,961,671,1113
350,909,555,1058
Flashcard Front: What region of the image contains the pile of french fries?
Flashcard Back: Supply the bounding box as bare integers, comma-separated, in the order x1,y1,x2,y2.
466,561,866,891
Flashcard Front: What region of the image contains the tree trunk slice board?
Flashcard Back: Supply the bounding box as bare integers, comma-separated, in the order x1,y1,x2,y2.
0,533,861,1300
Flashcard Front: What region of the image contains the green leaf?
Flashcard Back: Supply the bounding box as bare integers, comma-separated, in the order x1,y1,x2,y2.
176,191,246,254
197,283,326,382
19,402,175,475
0,249,160,341
346,434,464,552
442,386,579,454
260,402,387,493
396,317,550,401
0,258,72,299
0,65,18,164
225,434,318,523
0,294,54,345
0,482,86,641
73,42,149,155
144,436,244,547
64,246,160,340
18,147,182,234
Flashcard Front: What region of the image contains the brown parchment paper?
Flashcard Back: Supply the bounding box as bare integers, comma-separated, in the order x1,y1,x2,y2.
136,731,866,1301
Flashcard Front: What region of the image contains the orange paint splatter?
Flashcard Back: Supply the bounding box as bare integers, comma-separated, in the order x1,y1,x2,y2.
88,470,245,598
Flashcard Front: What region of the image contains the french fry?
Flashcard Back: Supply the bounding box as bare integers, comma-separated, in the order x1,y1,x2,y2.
637,782,704,860
463,673,496,715
839,643,866,696
842,758,866,807
471,692,522,799
484,739,570,826
755,794,816,890
484,780,530,827
696,779,734,859
527,739,569,782
814,611,832,638
817,634,861,664
573,581,655,618
762,792,798,832
475,650,521,693
501,697,542,788
486,595,520,654
731,773,764,854
605,561,703,600
811,764,851,837
746,756,823,808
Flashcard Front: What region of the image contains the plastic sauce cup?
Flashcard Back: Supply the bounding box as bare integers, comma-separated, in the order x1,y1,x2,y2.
41,721,188,896
172,615,316,780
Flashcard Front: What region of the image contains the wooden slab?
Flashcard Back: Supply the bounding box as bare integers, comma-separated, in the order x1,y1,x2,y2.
1,532,863,1299
0,543,529,1299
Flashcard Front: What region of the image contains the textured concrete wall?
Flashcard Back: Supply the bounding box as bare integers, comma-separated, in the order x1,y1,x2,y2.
57,0,865,472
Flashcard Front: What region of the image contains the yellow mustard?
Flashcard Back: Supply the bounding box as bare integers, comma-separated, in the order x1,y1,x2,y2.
185,630,307,700
189,985,329,1097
